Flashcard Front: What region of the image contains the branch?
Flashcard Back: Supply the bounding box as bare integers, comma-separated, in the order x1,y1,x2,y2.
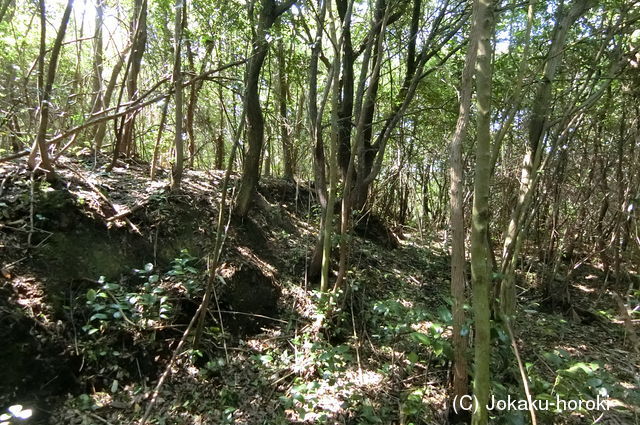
0,57,249,164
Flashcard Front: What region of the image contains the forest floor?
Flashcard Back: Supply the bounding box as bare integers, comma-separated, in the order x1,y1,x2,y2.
1,156,639,425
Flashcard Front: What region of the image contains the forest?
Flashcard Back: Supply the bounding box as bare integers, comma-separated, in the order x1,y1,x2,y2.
0,0,639,424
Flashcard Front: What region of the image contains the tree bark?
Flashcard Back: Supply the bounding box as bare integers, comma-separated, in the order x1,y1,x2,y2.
321,2,342,293
215,78,225,169
448,0,481,415
498,0,596,317
470,1,494,424
277,40,294,181
94,46,129,155
27,0,75,179
235,0,295,217
307,0,328,282
89,0,104,142
171,0,185,190
185,35,214,168
112,0,147,164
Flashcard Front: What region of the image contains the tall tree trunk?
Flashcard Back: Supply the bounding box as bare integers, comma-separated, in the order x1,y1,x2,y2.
321,2,342,293
171,0,184,190
307,0,328,281
448,0,481,416
112,0,147,164
89,0,104,142
36,0,45,104
27,0,75,179
335,0,354,181
498,0,595,317
215,78,225,169
277,40,294,181
613,105,627,285
235,0,294,217
94,46,129,156
185,36,214,169
470,1,494,424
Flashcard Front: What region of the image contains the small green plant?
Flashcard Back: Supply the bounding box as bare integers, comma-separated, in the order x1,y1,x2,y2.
531,350,613,406
82,263,171,335
370,299,452,361
280,378,323,422
400,387,428,424
167,249,199,276
75,253,203,390
489,348,640,424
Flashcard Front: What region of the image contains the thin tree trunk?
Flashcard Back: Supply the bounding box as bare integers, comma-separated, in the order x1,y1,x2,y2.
89,0,104,141
307,0,328,281
448,0,481,415
27,0,75,179
498,0,595,317
150,100,169,180
185,35,214,168
613,106,627,285
470,1,494,423
94,46,129,156
112,0,147,164
277,40,294,181
215,79,225,169
236,0,294,217
321,3,342,293
171,0,184,190
36,0,45,105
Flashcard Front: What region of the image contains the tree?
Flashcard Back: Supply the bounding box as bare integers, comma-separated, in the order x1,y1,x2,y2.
277,39,294,181
109,0,147,168
27,0,75,179
89,0,104,145
448,0,482,416
498,0,597,317
469,0,494,423
171,0,185,190
235,0,295,217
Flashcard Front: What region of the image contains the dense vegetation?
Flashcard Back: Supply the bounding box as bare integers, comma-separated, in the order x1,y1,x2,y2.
0,0,639,424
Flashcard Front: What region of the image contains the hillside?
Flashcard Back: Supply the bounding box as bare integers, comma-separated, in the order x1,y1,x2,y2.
1,157,638,425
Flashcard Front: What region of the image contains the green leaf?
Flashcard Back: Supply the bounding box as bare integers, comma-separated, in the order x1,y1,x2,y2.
542,351,563,367
564,362,598,375
433,341,444,356
90,313,108,321
411,332,431,346
86,289,97,302
437,306,452,322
